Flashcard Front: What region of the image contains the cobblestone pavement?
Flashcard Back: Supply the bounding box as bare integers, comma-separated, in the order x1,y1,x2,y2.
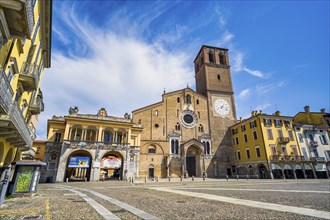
0,178,329,220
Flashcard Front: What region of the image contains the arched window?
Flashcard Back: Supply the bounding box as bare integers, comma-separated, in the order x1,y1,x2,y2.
175,140,179,154
196,99,199,105
148,146,156,154
177,97,180,103
171,140,175,154
204,141,210,155
198,111,200,119
198,124,204,132
175,123,181,131
208,52,214,63
219,51,226,65
171,139,180,154
217,74,221,80
155,110,158,116
177,109,179,117
186,95,191,104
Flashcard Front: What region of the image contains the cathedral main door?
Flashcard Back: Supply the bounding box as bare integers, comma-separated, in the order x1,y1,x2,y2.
186,156,196,176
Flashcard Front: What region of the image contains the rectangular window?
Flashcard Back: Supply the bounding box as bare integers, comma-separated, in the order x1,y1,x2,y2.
281,146,288,156
291,145,298,156
244,134,248,142
288,130,294,141
237,151,241,160
320,135,328,145
250,120,257,128
301,147,308,160
277,130,283,138
235,137,239,145
267,129,273,140
241,125,246,132
284,120,291,128
298,133,304,143
232,128,238,135
255,146,261,157
246,149,250,159
325,150,330,160
270,144,277,156
263,118,272,127
274,119,282,127
55,133,62,142
253,131,258,140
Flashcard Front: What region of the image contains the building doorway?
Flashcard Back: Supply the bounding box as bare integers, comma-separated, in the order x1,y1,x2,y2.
186,146,201,177
148,165,154,179
101,151,123,180
65,150,92,182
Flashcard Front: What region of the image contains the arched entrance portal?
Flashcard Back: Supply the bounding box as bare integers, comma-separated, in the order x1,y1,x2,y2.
186,146,201,177
257,164,268,179
65,150,92,182
101,151,123,180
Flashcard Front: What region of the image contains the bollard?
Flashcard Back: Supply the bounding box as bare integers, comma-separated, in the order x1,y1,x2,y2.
226,175,228,180
203,175,205,181
247,175,249,180
85,177,87,182
168,176,171,181
236,175,239,180
257,174,259,179
157,176,159,182
145,177,147,183
180,176,183,181
66,178,68,183
192,176,194,181
132,177,134,183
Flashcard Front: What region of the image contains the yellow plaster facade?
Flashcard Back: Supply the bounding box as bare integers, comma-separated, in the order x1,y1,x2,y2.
0,0,52,172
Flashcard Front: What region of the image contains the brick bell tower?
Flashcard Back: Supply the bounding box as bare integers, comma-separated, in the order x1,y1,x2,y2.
194,45,237,176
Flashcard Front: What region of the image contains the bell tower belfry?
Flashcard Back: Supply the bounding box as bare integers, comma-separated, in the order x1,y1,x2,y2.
193,45,237,176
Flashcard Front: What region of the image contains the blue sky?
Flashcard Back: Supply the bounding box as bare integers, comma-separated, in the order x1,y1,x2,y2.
37,0,329,139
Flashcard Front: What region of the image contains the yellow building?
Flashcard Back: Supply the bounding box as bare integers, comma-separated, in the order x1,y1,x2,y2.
293,106,330,178
0,0,52,181
230,111,310,179
41,107,142,183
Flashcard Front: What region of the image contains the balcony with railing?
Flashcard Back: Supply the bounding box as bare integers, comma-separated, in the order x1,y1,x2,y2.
310,157,325,162
309,141,318,147
0,0,34,39
269,155,305,162
18,62,39,91
28,94,44,115
277,137,290,144
0,67,14,114
0,101,33,149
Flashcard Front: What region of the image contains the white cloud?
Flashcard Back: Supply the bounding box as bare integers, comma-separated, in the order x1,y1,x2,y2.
37,4,194,139
231,52,266,78
238,88,251,99
255,81,286,94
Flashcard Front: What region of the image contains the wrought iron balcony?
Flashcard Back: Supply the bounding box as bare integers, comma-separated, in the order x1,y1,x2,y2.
277,137,290,144
0,0,34,39
0,67,14,114
18,62,39,91
28,95,44,115
0,101,33,148
311,157,325,162
309,141,318,147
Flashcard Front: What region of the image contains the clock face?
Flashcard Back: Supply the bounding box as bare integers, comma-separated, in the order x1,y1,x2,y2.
214,99,230,116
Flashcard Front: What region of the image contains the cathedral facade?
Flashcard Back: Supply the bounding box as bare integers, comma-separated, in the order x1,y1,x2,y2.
132,45,237,178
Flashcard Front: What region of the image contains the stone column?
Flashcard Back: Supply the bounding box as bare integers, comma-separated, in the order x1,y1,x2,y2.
68,127,72,140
